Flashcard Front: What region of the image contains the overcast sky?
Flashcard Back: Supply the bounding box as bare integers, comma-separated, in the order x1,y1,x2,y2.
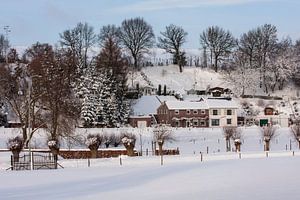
1,0,300,48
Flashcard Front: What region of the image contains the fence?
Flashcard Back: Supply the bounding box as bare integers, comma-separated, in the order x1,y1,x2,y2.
11,152,58,170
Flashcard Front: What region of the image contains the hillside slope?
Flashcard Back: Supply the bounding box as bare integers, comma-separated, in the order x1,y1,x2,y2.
132,65,226,93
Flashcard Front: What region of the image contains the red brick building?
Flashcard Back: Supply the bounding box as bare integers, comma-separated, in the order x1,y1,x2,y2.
157,101,209,127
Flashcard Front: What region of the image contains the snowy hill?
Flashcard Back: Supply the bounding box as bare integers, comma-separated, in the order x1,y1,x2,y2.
132,65,225,94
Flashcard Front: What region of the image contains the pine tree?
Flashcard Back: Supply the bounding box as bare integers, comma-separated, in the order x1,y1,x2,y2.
95,37,129,127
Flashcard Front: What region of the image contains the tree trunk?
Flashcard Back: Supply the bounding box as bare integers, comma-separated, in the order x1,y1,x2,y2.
133,54,138,70
179,63,183,73
265,141,270,151
158,144,163,156
226,139,231,152
12,150,20,162
126,147,135,156
214,55,218,72
235,143,241,152
90,149,98,158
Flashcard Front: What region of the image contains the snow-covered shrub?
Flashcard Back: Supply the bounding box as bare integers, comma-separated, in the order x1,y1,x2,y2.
47,139,60,156
121,133,136,156
7,136,23,161
232,128,243,152
103,134,112,148
7,136,23,151
261,125,278,151
153,124,175,155
86,134,102,158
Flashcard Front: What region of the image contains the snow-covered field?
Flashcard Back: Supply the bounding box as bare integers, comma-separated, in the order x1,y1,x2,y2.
1,126,300,199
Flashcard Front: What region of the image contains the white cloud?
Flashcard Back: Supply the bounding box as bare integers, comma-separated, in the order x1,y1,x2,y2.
114,0,271,12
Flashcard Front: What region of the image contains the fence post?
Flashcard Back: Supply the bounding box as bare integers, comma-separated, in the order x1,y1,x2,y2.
200,152,203,162
30,151,34,170
11,155,13,170
119,155,122,166
88,158,90,167
160,154,163,166
206,146,209,154
286,144,288,151
239,152,241,159
293,151,295,156
290,139,292,151
146,148,148,156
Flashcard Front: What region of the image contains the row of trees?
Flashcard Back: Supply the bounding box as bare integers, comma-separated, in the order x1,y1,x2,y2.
224,123,300,152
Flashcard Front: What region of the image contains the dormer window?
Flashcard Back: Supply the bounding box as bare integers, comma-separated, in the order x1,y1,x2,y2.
186,110,191,115
175,110,179,115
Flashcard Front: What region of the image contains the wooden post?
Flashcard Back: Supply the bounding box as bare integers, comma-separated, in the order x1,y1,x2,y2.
239,152,241,159
206,146,209,154
286,144,288,151
200,152,203,162
146,148,148,156
266,151,269,158
293,151,295,156
290,139,292,151
160,154,163,166
88,158,90,167
119,155,122,166
30,151,34,170
11,155,13,170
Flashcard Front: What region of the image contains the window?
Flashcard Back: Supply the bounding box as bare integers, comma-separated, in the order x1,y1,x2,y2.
227,109,232,115
211,119,220,126
193,120,198,126
175,120,180,127
175,110,179,115
193,110,198,114
213,110,218,115
201,110,206,114
227,119,232,125
200,120,206,126
186,110,191,115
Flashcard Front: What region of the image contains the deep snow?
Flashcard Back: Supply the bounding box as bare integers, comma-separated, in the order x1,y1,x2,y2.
1,126,300,200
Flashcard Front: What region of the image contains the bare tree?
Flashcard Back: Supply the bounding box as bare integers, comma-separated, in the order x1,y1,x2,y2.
0,63,43,148
103,133,112,148
231,128,243,152
254,24,278,93
59,22,97,75
99,24,121,46
86,134,102,158
261,125,278,151
200,26,236,72
238,30,257,69
153,124,175,156
121,133,136,156
119,17,155,69
158,24,188,72
28,43,80,148
223,127,235,152
291,124,300,149
110,133,121,147
0,34,9,62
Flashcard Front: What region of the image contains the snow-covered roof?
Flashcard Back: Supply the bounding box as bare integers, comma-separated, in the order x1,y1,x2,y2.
164,98,238,110
206,99,238,109
131,95,177,116
165,101,208,110
157,95,177,103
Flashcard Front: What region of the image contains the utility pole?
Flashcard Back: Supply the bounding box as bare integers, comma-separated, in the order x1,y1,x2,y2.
3,25,11,64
